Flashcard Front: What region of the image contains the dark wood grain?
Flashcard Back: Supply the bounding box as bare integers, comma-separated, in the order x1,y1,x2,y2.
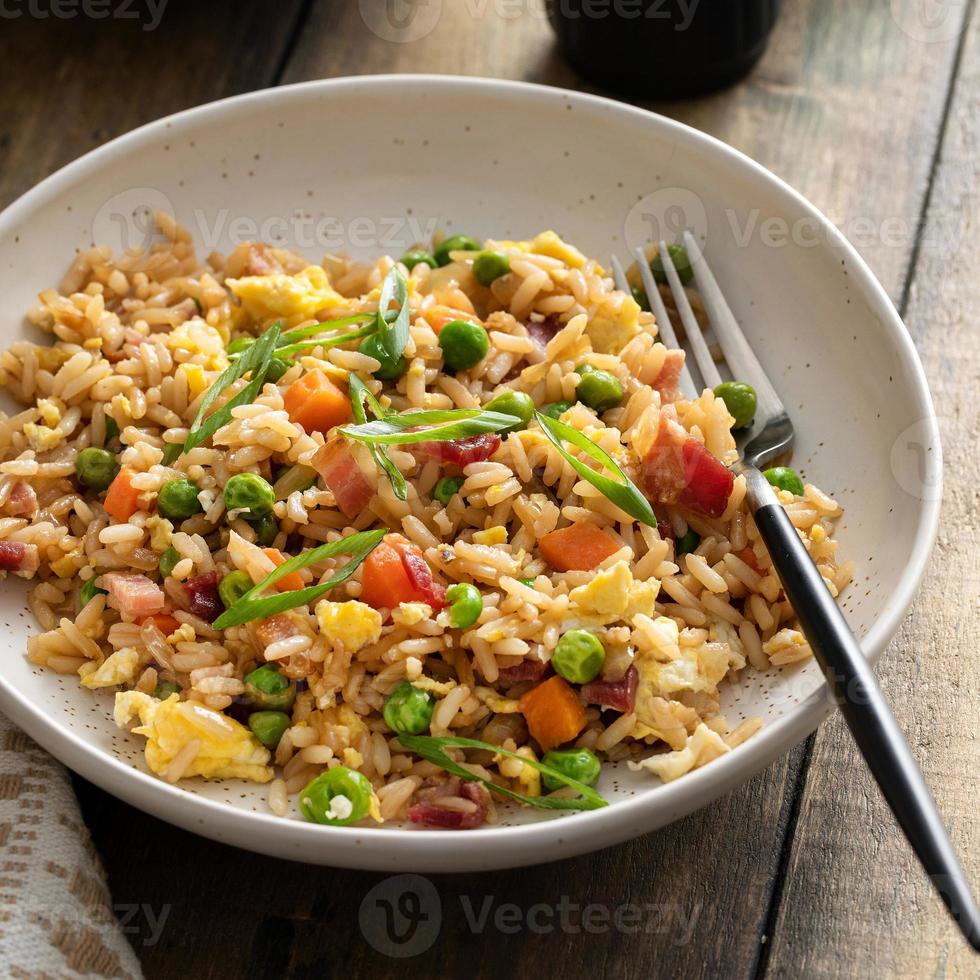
762,4,980,977
4,0,973,976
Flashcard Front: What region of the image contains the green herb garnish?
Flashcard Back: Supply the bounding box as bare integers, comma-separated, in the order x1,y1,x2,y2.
398,734,608,811
375,265,411,363
213,529,385,629
276,322,379,358
163,324,281,465
278,313,376,347
339,408,518,446
534,411,658,527
349,374,407,501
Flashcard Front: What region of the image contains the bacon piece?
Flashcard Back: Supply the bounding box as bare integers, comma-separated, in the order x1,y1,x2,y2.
414,433,501,470
656,519,675,543
641,413,734,519
525,313,563,352
183,571,222,623
255,614,297,647
312,441,374,518
394,535,447,609
0,540,38,574
408,781,488,830
582,664,639,713
651,349,686,402
102,573,165,619
5,481,37,517
244,243,282,276
497,658,550,685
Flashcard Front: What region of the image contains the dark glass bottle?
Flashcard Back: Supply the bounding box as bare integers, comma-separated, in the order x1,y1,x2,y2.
546,0,780,99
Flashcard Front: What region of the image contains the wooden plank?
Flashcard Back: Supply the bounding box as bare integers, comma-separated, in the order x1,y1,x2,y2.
0,0,309,208
761,7,980,977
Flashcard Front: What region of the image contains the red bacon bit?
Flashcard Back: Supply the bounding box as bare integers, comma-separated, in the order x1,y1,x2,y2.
0,540,37,573
312,441,374,518
102,573,165,618
408,781,488,830
651,349,686,402
415,433,501,470
656,519,675,543
497,658,550,685
395,536,447,609
525,313,563,352
4,481,37,517
183,571,223,623
641,413,734,519
582,664,639,713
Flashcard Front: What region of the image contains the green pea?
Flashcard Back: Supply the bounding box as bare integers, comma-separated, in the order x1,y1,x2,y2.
433,476,464,507
300,766,374,826
153,680,181,700
651,243,693,286
713,381,758,430
434,234,481,268
552,629,605,685
400,249,438,271
446,582,483,629
574,365,624,413
104,417,120,444
265,356,291,383
764,466,805,497
218,570,252,608
675,528,701,556
227,336,254,356
248,513,279,547
244,663,296,711
631,284,650,311
248,710,291,747
541,746,601,792
383,681,435,736
359,332,407,380
439,319,490,371
75,447,119,492
484,390,535,432
80,577,107,607
158,546,181,578
472,250,511,286
518,577,536,588
157,478,203,521
223,472,275,518
540,400,572,420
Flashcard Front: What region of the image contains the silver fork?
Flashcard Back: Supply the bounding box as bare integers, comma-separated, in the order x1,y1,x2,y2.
613,235,980,951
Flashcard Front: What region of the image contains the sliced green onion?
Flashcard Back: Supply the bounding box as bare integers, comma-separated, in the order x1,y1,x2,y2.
272,464,318,498
375,265,411,364
340,408,518,446
349,374,407,501
535,411,658,528
278,313,376,347
398,734,607,811
163,324,281,464
212,529,385,629
276,322,378,358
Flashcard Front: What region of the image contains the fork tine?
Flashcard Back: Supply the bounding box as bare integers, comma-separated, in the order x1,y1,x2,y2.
656,241,723,391
682,232,784,419
630,248,699,399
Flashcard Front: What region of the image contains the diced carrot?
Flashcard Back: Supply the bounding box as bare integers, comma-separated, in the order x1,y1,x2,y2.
104,467,141,522
139,613,181,636
283,369,352,436
263,549,305,592
538,521,620,572
737,547,761,573
423,305,474,335
519,676,588,752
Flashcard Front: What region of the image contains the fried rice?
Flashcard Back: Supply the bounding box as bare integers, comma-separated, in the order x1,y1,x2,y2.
0,216,853,828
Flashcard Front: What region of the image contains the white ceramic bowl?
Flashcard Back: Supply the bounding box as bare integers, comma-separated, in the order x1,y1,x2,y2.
0,76,940,871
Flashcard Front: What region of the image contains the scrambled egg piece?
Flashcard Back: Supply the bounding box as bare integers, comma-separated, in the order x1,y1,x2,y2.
633,615,730,699
628,723,730,782
315,600,383,652
80,648,140,689
411,676,457,697
23,423,63,452
37,398,62,427
178,362,209,399
473,526,507,546
114,692,272,783
475,686,521,714
145,515,174,552
568,560,659,627
227,265,343,320
587,294,642,354
392,602,433,627
530,230,587,269
167,320,228,371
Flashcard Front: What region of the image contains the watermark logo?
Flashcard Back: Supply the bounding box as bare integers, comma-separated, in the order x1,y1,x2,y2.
359,0,443,42
623,186,708,260
0,0,169,31
889,0,966,43
358,874,442,958
889,416,944,503
92,186,175,254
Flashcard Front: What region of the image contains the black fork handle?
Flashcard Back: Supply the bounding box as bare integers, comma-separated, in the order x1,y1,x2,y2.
742,466,980,951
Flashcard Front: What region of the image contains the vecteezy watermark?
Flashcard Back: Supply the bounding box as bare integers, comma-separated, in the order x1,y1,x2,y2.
888,0,967,44
91,187,443,256
358,875,702,957
0,0,169,31
889,415,944,503
623,187,709,260
358,0,443,43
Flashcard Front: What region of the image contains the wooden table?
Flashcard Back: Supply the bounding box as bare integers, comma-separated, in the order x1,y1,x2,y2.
3,2,978,976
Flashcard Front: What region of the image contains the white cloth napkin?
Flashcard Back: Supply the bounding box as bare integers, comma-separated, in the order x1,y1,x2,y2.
0,710,143,979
